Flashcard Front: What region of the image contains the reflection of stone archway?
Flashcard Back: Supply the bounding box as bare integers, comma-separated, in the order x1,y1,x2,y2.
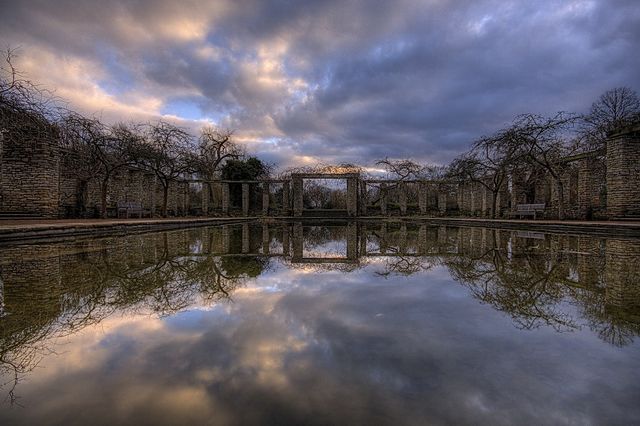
291,173,359,217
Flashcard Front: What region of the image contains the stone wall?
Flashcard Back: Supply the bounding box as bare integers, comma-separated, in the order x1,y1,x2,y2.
607,124,640,218
0,131,60,217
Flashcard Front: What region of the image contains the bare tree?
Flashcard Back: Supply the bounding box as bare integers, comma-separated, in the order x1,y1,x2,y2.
450,130,519,218
132,121,194,217
1,47,61,152
375,158,424,180
582,87,640,149
191,126,243,206
510,112,580,219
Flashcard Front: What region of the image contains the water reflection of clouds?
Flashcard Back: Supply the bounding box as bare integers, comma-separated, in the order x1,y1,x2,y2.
4,262,639,424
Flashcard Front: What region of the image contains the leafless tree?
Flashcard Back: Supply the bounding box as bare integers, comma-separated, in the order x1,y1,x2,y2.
509,112,580,219
450,129,519,218
131,121,195,217
191,126,243,204
1,47,61,153
375,158,424,180
582,87,640,148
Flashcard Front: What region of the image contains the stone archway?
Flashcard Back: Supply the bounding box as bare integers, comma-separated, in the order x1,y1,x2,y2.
291,173,359,217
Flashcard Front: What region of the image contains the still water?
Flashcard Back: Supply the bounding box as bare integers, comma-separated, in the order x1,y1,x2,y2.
0,221,639,425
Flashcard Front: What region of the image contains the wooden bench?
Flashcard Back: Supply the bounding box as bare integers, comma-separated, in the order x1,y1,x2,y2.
509,203,546,219
117,201,151,218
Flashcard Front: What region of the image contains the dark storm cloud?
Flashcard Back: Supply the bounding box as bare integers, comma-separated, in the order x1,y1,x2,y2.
1,0,638,168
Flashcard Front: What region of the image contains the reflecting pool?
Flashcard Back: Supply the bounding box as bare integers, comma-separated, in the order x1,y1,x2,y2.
1,221,639,425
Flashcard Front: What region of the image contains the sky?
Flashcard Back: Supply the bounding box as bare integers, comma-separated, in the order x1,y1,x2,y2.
1,0,639,170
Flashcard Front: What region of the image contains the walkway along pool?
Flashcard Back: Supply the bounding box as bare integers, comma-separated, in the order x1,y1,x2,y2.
1,221,639,425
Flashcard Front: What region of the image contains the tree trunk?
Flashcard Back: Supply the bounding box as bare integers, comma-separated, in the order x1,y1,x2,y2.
162,183,169,217
555,179,565,220
100,178,109,219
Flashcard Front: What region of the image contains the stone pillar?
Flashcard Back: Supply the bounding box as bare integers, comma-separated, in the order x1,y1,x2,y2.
510,175,519,213
607,124,640,218
380,183,388,215
201,183,209,216
481,184,489,217
292,223,303,260
418,182,427,215
399,182,407,215
347,177,358,217
242,183,250,216
360,181,368,215
262,182,270,216
293,177,303,217
183,182,190,216
282,181,290,215
437,186,447,214
222,183,230,215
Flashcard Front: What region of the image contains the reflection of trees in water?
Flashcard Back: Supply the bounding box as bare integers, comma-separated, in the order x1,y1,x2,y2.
445,237,579,332
0,228,267,403
1,223,639,402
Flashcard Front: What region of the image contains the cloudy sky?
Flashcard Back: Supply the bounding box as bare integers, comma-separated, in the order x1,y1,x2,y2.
1,0,639,169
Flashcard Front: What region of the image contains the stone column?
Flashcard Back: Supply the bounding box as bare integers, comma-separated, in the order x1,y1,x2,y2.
418,182,427,215
399,182,407,215
222,183,230,215
293,177,303,217
262,182,270,216
380,183,388,215
201,183,209,216
183,182,189,216
606,125,640,218
437,186,447,214
242,183,250,216
510,175,519,213
347,177,358,217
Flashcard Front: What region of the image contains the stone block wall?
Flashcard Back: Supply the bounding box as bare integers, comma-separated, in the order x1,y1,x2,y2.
607,124,640,218
0,133,60,217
